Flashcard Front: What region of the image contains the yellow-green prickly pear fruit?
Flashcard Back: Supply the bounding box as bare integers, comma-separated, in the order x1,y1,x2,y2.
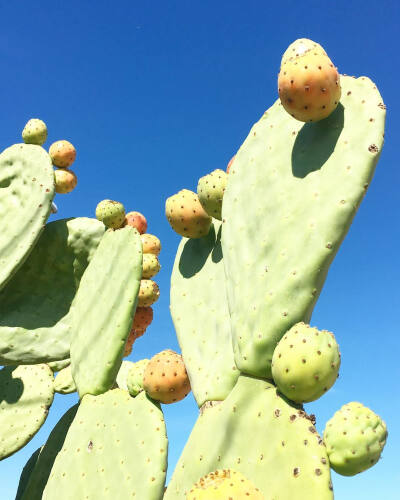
278,45,341,122
186,469,264,499
22,118,48,145
137,279,160,307
197,169,228,220
324,402,387,476
281,38,327,66
141,233,161,255
166,189,212,238
271,322,340,403
142,253,161,279
95,199,126,228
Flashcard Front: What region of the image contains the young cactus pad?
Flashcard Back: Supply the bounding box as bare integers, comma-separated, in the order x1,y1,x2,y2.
165,375,332,499
222,76,385,378
0,365,54,460
0,144,55,290
40,390,168,500
170,221,239,406
70,226,142,397
53,366,76,394
0,218,104,365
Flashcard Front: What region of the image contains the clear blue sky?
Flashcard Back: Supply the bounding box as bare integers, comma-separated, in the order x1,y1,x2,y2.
1,1,398,498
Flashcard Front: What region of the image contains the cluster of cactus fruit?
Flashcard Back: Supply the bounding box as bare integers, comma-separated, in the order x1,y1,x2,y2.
0,37,387,499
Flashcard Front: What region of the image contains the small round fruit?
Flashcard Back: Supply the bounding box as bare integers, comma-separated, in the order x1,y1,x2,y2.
132,307,153,333
49,140,76,168
281,38,327,66
54,169,77,194
124,211,147,234
142,254,161,279
22,118,48,145
140,234,161,255
143,349,191,404
95,200,126,229
137,280,159,307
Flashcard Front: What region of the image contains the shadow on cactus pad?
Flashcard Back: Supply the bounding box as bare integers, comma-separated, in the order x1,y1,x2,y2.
292,103,344,178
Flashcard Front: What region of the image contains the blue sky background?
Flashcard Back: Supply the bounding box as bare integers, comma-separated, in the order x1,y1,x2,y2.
0,0,398,498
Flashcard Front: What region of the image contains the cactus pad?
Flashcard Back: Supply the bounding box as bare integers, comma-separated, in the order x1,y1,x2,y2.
116,360,135,391
170,221,239,406
165,375,332,499
0,218,105,365
54,366,76,394
0,364,54,460
187,469,263,499
0,144,55,290
15,447,42,500
70,226,142,397
41,390,167,500
48,358,70,372
127,359,150,397
222,76,385,378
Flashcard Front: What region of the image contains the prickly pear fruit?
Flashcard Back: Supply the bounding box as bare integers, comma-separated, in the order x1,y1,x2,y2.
278,51,341,122
22,118,48,145
141,233,161,255
142,253,161,279
143,349,191,404
166,189,212,238
49,140,76,168
324,402,387,476
281,38,327,66
95,199,126,229
271,322,340,403
127,359,150,397
124,211,147,234
186,469,263,500
197,169,228,220
54,168,77,194
138,279,160,307
133,306,153,332
226,155,235,173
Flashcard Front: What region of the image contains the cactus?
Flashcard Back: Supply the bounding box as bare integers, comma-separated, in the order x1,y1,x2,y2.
48,358,70,372
40,390,167,500
22,119,48,145
187,469,263,499
281,38,327,66
116,360,135,391
197,169,228,220
142,253,161,278
0,218,104,365
271,322,341,403
138,279,160,306
15,447,42,500
323,402,388,476
141,233,161,255
54,366,76,394
95,199,126,228
125,210,148,233
70,226,142,397
127,359,150,397
54,168,77,193
166,189,212,238
48,140,76,168
0,144,54,290
143,350,191,404
0,365,54,460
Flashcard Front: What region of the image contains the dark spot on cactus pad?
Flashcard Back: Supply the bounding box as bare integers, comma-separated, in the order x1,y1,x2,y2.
293,467,300,477
368,144,379,153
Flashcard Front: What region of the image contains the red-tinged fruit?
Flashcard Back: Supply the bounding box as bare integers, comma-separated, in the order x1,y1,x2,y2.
143,349,191,404
124,211,147,234
54,169,77,194
132,307,153,332
278,51,341,122
141,233,161,255
49,140,76,168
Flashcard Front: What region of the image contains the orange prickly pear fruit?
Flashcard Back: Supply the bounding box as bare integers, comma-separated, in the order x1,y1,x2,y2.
141,233,161,255
143,350,191,404
49,140,76,168
124,211,147,234
165,189,211,239
54,169,77,194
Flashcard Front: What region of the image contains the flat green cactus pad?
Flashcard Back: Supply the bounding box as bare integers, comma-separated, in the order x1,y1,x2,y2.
70,226,142,397
0,218,105,365
15,447,42,500
170,222,238,406
20,404,79,500
54,366,76,394
165,375,332,499
0,364,54,460
41,390,167,500
0,144,55,290
222,76,386,378
48,358,70,372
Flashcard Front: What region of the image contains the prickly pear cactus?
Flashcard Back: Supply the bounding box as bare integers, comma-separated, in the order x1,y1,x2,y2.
54,366,76,394
0,144,54,290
